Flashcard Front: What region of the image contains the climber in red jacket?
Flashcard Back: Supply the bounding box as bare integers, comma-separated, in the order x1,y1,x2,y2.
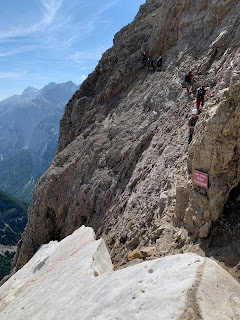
186,70,194,93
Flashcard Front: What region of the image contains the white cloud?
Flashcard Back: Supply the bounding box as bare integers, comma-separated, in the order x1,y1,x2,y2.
93,0,120,17
0,72,22,79
0,0,63,39
81,75,86,80
78,66,96,71
64,35,80,48
0,46,38,57
61,1,120,48
69,47,108,64
40,0,63,25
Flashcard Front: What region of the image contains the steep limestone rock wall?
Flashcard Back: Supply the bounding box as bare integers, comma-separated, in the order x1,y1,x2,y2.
174,56,240,276
14,0,240,275
175,80,240,237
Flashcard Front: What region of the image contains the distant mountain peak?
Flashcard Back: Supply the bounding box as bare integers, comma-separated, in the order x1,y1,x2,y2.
22,87,39,96
41,82,58,95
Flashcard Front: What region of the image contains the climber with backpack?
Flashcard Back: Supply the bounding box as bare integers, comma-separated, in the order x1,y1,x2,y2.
150,59,154,71
141,52,147,65
147,57,151,70
156,56,163,71
188,109,198,144
196,86,208,113
185,70,194,93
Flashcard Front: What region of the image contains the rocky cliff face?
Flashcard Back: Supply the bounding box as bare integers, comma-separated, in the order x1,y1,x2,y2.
14,0,240,280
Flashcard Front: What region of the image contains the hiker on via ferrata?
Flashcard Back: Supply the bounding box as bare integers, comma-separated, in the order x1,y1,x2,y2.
147,57,151,70
150,59,154,71
188,109,198,144
185,70,194,93
156,56,162,71
141,51,147,65
196,86,209,114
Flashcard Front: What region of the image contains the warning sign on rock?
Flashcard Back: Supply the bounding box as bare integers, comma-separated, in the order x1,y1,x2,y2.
194,170,208,189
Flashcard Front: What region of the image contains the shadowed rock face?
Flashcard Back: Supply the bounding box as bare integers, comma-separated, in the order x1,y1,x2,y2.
14,0,240,277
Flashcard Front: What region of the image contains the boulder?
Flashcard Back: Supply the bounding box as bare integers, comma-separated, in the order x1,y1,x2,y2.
128,249,142,260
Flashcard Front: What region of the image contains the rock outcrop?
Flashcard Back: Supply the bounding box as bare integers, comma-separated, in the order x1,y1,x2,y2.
174,82,240,236
1,227,240,320
13,0,240,282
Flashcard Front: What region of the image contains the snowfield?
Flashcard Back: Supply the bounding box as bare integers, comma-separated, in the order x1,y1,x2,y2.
0,226,240,320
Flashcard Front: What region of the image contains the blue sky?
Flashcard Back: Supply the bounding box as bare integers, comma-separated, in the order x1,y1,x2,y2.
0,0,145,101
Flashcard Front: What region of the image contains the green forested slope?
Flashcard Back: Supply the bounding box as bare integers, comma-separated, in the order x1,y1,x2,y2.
0,190,28,280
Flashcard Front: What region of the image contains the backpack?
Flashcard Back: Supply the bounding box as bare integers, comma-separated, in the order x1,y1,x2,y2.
157,58,162,66
185,74,189,82
197,88,205,98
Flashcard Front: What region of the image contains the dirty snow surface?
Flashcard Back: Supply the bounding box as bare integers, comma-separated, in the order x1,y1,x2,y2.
0,226,240,320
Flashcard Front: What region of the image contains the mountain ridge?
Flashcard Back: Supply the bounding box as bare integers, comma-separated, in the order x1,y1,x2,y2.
0,81,79,201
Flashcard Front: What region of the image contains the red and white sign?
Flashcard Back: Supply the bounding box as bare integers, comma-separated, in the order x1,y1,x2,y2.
194,170,208,189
